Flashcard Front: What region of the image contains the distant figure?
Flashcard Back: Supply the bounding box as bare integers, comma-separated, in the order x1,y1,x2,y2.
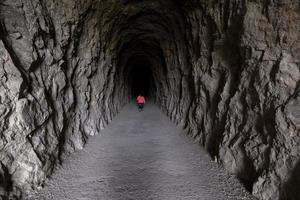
136,94,146,111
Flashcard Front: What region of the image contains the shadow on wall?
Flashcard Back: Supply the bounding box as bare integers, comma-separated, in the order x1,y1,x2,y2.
280,160,300,200
0,163,13,198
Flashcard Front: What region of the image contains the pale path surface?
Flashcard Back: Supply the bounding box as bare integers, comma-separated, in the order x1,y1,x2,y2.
27,103,256,200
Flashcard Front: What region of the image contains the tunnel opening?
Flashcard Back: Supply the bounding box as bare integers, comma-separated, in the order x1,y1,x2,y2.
127,56,156,100
116,39,165,103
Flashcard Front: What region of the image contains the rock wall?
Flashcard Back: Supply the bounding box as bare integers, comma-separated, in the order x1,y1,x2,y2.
159,1,300,200
0,0,299,200
0,0,128,198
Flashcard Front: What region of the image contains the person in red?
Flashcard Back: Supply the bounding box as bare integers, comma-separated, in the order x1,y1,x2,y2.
136,94,146,111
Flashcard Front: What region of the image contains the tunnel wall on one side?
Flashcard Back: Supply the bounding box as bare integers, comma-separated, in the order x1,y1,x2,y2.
0,0,129,197
158,2,300,200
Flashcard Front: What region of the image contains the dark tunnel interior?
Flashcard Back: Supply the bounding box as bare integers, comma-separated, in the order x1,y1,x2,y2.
117,40,164,102
127,56,156,99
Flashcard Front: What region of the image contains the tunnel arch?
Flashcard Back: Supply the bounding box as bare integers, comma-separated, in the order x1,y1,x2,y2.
1,1,299,200
115,34,170,103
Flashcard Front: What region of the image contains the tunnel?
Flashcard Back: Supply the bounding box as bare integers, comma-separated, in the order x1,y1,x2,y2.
126,56,156,99
0,0,299,200
119,40,166,102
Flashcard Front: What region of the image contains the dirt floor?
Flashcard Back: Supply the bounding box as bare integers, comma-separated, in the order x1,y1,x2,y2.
26,103,256,200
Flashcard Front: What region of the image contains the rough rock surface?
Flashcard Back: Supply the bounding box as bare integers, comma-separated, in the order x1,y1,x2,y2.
0,0,299,200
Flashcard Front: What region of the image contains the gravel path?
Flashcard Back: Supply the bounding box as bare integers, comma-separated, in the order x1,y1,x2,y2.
26,103,256,200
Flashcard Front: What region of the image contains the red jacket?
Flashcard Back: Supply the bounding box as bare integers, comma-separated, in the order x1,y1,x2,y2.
137,95,145,104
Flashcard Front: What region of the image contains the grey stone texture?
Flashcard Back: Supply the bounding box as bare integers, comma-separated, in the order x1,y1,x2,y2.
26,103,256,200
0,0,299,200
